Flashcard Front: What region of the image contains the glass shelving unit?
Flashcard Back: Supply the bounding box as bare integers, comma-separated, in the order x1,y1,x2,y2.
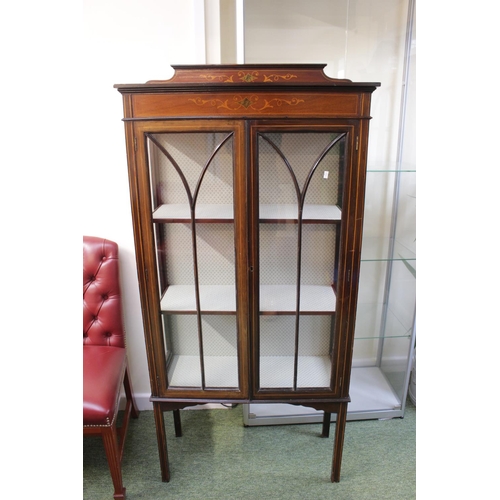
350,166,416,419
242,0,416,425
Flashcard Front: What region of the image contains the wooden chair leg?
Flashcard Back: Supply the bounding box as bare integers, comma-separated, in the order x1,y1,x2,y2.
102,425,126,500
331,403,348,483
117,367,140,462
154,403,171,482
123,367,139,419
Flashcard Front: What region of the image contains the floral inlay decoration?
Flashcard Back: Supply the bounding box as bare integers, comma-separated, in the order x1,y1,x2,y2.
197,72,298,84
199,74,234,83
188,95,305,112
263,74,298,82
238,71,259,82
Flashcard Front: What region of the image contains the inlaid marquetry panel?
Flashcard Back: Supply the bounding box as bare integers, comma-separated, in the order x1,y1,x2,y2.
131,92,362,118
145,64,353,86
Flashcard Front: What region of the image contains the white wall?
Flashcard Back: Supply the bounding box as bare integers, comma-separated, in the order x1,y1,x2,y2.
82,0,207,408
244,0,408,169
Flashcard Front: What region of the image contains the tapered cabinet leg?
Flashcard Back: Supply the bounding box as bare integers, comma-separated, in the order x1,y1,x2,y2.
321,411,331,438
331,403,348,483
153,403,171,482
173,409,182,437
102,426,126,500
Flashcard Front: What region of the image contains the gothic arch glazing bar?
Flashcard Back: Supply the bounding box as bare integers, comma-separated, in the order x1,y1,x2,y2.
147,131,235,390
258,131,346,391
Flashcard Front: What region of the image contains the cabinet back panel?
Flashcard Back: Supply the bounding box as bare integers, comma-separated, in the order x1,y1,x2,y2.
259,224,336,285
160,223,236,286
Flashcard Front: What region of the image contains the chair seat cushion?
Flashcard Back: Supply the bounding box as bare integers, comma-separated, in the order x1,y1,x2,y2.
83,345,126,426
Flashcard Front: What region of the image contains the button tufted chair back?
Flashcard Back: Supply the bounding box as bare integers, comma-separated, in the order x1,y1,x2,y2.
83,236,139,500
84,236,125,348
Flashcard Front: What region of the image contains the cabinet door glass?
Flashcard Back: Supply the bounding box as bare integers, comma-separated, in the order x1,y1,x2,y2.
257,131,346,391
147,131,240,390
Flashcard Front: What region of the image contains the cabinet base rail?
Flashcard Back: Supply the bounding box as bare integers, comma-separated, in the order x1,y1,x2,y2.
151,399,350,483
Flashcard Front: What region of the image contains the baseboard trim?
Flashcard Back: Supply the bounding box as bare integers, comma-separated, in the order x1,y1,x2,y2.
120,393,152,411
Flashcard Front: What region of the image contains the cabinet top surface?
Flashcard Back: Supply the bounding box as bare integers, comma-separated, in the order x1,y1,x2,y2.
114,64,380,93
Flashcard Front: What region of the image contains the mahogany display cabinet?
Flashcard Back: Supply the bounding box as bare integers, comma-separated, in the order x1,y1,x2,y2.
115,64,379,483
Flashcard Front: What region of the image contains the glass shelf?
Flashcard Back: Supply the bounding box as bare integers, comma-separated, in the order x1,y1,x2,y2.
366,169,416,173
366,161,416,173
361,237,415,262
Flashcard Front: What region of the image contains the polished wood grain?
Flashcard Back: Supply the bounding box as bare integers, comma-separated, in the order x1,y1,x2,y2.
130,92,363,118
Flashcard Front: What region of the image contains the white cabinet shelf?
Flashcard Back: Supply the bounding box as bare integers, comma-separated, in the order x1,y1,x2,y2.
161,284,336,314
260,285,336,314
260,355,331,388
153,204,234,221
168,355,239,388
153,203,341,223
168,354,332,389
160,285,236,313
259,204,341,222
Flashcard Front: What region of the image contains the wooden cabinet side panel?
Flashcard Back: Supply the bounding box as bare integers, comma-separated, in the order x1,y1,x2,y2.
121,98,164,396
336,117,372,397
131,120,170,396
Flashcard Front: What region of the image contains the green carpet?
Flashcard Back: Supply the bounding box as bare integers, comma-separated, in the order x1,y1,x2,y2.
84,401,415,499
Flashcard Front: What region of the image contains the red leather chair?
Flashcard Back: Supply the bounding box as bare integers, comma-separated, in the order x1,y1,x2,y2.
83,236,139,500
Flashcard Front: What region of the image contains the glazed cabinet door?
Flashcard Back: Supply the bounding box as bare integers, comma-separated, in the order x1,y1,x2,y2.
249,122,358,399
131,120,249,399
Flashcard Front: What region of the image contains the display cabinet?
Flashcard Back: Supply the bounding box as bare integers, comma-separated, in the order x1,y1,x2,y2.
115,64,379,483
